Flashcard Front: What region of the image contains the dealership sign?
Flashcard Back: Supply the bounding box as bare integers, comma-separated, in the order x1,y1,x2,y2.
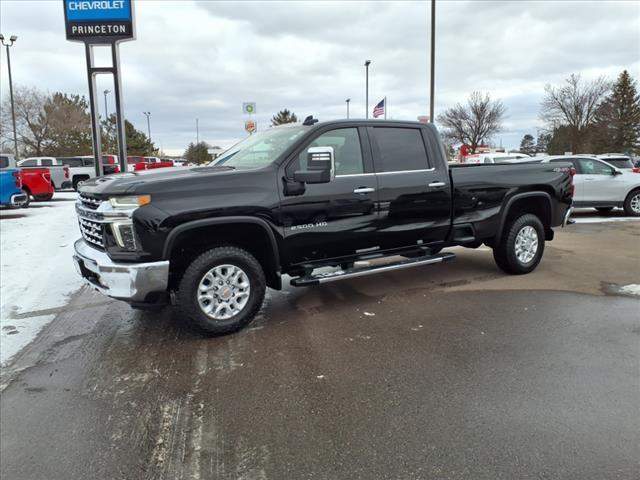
63,0,135,43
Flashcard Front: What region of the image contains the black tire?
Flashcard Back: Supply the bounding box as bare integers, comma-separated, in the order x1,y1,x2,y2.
20,188,31,208
623,189,640,217
34,193,54,201
72,178,81,191
178,246,266,335
595,207,613,214
493,213,545,275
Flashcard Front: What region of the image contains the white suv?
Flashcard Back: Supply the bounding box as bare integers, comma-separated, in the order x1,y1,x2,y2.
541,155,640,216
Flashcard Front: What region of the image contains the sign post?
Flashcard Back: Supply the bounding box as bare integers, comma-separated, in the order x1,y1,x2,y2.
63,0,135,176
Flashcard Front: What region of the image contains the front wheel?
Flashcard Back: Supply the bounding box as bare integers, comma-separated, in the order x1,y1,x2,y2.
623,189,640,217
178,246,266,335
19,188,31,208
493,213,545,275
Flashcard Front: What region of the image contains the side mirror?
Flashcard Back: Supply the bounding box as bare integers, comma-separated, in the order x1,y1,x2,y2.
293,146,335,184
612,169,622,176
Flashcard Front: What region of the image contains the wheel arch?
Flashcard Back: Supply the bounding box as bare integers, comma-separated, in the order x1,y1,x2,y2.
163,217,282,290
496,192,553,242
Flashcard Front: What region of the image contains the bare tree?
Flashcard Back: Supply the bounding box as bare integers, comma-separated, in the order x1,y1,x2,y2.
437,92,506,153
540,74,610,152
0,86,51,156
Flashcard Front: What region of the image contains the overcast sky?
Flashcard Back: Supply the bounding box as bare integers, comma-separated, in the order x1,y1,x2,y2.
1,0,639,154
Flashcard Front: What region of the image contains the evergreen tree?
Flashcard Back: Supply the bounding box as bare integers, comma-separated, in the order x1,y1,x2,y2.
592,70,640,154
101,115,157,156
535,132,552,153
184,142,212,164
519,134,535,154
270,109,298,126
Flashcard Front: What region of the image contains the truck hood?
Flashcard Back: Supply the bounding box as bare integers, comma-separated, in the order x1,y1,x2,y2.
78,165,241,196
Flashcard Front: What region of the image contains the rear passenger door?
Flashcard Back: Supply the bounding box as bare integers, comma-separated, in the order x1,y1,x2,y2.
370,126,451,249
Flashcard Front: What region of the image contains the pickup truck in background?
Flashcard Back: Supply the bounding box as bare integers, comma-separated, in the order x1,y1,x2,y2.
126,156,174,172
18,157,71,190
0,153,54,205
0,154,28,207
57,155,120,190
73,119,573,335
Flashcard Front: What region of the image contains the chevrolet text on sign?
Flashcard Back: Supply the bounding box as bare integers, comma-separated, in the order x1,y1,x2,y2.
63,0,135,42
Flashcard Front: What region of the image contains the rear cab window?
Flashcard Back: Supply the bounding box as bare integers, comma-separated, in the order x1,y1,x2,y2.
0,156,9,168
372,127,430,172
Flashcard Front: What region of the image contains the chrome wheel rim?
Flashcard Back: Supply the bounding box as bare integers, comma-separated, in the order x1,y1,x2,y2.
515,226,538,264
631,193,640,214
197,264,251,320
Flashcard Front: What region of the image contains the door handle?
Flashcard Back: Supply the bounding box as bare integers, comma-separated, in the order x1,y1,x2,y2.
353,187,375,194
428,181,446,188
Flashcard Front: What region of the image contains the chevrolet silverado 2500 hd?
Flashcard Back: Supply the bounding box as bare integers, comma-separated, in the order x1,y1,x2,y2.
73,119,573,334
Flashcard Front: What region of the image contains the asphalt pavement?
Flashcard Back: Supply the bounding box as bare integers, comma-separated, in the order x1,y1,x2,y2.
1,221,639,480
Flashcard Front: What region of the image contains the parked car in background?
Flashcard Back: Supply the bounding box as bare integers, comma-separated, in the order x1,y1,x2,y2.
57,155,119,190
0,154,28,208
18,157,72,190
596,154,639,173
127,155,174,171
540,155,640,216
463,152,531,164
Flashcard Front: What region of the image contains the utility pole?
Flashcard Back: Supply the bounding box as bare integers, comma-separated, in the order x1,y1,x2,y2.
103,89,110,119
364,60,371,119
143,111,151,143
0,34,19,158
429,0,436,123
346,98,351,119
196,118,199,144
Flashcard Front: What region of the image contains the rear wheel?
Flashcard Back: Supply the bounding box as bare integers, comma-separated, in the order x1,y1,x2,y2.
623,189,640,217
19,188,31,208
493,213,545,275
178,246,266,334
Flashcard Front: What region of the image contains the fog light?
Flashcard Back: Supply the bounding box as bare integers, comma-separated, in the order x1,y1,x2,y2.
111,222,137,250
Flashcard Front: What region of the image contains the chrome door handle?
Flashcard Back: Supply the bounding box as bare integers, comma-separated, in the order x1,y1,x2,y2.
353,187,375,194
428,181,446,188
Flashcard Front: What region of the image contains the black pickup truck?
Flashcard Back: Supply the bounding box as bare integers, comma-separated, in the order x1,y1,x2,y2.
73,119,573,333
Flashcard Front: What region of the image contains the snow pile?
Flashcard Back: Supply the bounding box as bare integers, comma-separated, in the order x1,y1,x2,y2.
619,284,640,297
0,192,84,364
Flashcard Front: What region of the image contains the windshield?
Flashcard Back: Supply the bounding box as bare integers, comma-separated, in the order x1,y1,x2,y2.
213,126,308,170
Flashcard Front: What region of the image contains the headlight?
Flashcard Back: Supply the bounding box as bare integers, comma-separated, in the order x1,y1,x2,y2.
109,195,151,209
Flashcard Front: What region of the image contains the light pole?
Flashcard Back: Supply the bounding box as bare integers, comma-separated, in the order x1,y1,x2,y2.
364,60,371,119
345,98,351,119
143,111,151,143
429,0,436,123
196,118,199,144
0,34,19,158
103,89,110,120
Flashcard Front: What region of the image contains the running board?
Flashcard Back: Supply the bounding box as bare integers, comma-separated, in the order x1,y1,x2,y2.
290,252,456,287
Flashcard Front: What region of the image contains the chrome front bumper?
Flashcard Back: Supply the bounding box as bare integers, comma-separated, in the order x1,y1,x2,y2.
10,193,27,206
73,239,169,302
562,207,573,227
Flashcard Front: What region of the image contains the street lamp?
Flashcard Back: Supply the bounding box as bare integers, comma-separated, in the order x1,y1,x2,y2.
345,98,351,119
364,60,371,119
143,111,151,143
103,90,110,120
0,34,19,158
429,0,436,123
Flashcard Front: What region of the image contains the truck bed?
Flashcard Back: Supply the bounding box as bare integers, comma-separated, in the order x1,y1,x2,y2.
449,162,573,241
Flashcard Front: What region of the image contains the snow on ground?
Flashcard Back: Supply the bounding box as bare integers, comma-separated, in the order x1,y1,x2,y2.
0,192,84,364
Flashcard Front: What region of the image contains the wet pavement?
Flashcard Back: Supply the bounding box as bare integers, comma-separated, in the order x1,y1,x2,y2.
1,223,639,480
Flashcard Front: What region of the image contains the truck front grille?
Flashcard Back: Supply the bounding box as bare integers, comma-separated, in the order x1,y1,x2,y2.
79,217,104,249
78,194,102,210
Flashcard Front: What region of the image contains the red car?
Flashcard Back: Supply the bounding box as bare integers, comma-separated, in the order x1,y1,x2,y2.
20,167,54,205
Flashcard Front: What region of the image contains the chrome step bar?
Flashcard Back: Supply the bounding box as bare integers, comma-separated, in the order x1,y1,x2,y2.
290,252,456,287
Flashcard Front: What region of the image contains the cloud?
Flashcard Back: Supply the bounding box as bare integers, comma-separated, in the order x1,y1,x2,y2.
1,0,638,152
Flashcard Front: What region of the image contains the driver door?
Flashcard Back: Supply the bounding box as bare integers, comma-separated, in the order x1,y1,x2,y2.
278,127,379,266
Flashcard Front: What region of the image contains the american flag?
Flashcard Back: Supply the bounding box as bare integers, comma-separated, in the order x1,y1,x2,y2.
373,98,385,118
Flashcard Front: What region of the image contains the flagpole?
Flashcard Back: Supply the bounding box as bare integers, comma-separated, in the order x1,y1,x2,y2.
384,96,387,120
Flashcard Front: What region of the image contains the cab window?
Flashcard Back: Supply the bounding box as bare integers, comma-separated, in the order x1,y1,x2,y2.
289,128,364,176
577,159,613,175
20,159,37,166
373,127,430,172
41,159,54,166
